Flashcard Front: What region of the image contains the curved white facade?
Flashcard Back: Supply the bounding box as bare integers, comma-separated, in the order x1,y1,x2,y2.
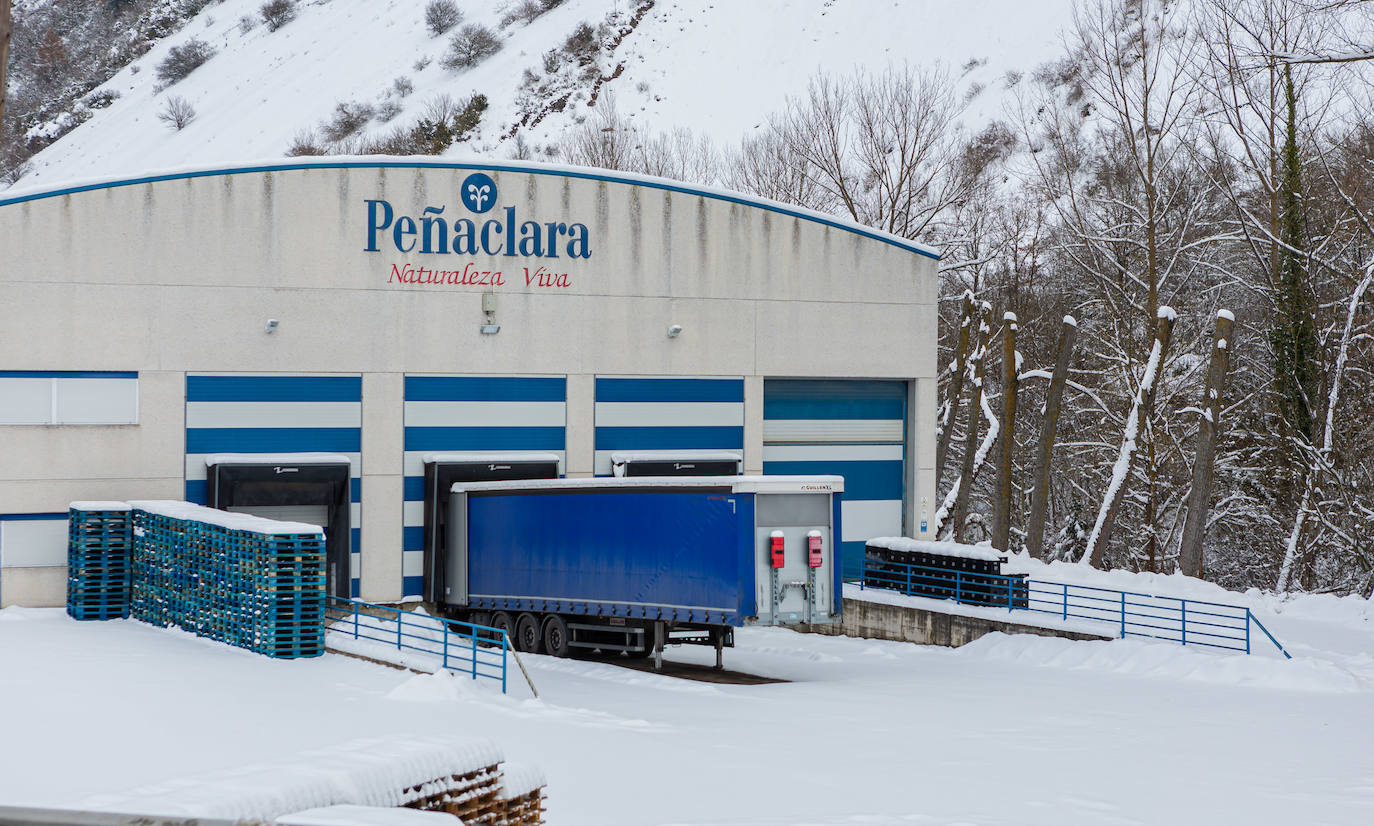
0,160,938,606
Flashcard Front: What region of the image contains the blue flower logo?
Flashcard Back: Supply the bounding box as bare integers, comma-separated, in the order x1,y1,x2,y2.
461,172,497,214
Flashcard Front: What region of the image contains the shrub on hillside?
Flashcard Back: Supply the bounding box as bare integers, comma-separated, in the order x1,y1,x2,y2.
157,96,197,130
440,24,502,70
320,101,376,142
562,22,599,64
287,129,327,156
155,38,216,86
502,0,549,26
424,0,462,36
260,0,297,32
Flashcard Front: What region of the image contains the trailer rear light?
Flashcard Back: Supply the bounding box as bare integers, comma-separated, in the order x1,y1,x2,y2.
807,531,823,567
770,531,785,569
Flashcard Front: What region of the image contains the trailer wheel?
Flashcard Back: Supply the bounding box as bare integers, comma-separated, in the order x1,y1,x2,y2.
542,615,571,658
515,612,544,654
491,612,515,649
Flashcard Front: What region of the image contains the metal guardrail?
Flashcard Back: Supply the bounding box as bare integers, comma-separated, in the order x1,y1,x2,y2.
325,596,511,692
862,556,1292,659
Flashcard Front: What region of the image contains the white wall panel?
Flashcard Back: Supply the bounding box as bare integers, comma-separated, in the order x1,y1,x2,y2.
0,379,51,424
0,520,68,568
54,378,138,424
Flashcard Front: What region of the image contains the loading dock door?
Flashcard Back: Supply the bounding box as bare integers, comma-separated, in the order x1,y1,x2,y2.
422,454,559,604
207,460,351,598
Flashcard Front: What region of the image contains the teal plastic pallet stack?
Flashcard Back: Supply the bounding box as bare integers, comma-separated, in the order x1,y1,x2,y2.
128,501,327,659
66,502,134,620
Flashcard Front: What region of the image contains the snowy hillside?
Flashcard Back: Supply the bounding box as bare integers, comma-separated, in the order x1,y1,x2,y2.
12,0,1067,189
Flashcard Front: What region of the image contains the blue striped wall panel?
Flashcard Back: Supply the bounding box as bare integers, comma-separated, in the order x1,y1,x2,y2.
763,379,908,579
402,375,568,588
593,377,744,475
185,374,363,595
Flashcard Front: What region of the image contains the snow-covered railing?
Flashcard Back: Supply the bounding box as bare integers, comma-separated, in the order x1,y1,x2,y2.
862,556,1291,658
325,598,511,692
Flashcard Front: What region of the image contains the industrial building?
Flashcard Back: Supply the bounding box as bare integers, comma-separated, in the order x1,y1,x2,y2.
0,160,939,606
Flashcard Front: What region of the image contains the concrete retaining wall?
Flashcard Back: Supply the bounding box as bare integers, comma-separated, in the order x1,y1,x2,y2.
805,597,1113,647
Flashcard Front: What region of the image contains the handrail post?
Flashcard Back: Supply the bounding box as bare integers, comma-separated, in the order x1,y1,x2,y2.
905,564,912,595
1119,592,1126,638
442,622,449,670
1007,576,1013,612
1245,609,1252,655
501,631,509,694
352,600,359,639
955,570,962,604
1180,599,1188,646
1062,583,1068,620
471,623,478,680
396,608,403,650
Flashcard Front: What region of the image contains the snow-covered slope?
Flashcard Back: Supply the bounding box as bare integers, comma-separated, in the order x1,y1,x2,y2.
14,0,1067,189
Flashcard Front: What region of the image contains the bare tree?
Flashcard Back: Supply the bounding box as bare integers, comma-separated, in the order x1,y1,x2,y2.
739,65,975,241
1082,308,1177,568
1019,0,1221,570
1,0,11,129
157,95,196,130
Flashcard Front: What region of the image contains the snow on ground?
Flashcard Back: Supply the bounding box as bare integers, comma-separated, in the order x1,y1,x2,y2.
3,604,1373,825
15,0,1066,189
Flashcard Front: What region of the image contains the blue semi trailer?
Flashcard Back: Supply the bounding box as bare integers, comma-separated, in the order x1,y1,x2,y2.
440,475,844,668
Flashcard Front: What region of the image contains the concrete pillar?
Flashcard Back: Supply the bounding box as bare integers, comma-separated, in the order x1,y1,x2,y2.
907,377,937,538
743,375,765,475
360,372,403,602
565,373,595,478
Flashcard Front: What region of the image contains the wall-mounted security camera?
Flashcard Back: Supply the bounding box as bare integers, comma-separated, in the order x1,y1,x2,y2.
667,324,683,338
265,319,279,334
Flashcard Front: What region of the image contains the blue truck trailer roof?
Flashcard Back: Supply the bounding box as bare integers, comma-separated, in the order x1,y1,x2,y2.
449,475,845,494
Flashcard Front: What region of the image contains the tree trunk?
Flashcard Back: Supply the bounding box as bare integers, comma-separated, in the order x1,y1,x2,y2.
1178,311,1236,578
1,0,12,129
950,312,989,542
992,312,1019,551
1025,316,1078,559
1081,308,1176,568
935,292,976,483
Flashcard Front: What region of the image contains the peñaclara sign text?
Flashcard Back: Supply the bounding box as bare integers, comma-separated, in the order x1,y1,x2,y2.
365,173,589,291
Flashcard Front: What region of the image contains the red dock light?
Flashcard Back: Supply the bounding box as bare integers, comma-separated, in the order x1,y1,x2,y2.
807,531,823,567
770,531,785,569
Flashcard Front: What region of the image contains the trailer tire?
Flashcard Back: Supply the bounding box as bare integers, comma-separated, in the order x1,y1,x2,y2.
491,611,515,648
515,612,543,654
542,615,571,658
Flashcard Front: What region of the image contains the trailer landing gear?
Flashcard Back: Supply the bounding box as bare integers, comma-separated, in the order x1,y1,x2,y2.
652,621,665,672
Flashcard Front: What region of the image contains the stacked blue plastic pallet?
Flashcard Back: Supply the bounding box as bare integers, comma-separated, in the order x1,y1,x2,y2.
66,503,134,620
127,501,327,659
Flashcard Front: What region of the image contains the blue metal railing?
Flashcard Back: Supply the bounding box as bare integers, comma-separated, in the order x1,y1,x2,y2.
862,556,1291,659
325,596,511,692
